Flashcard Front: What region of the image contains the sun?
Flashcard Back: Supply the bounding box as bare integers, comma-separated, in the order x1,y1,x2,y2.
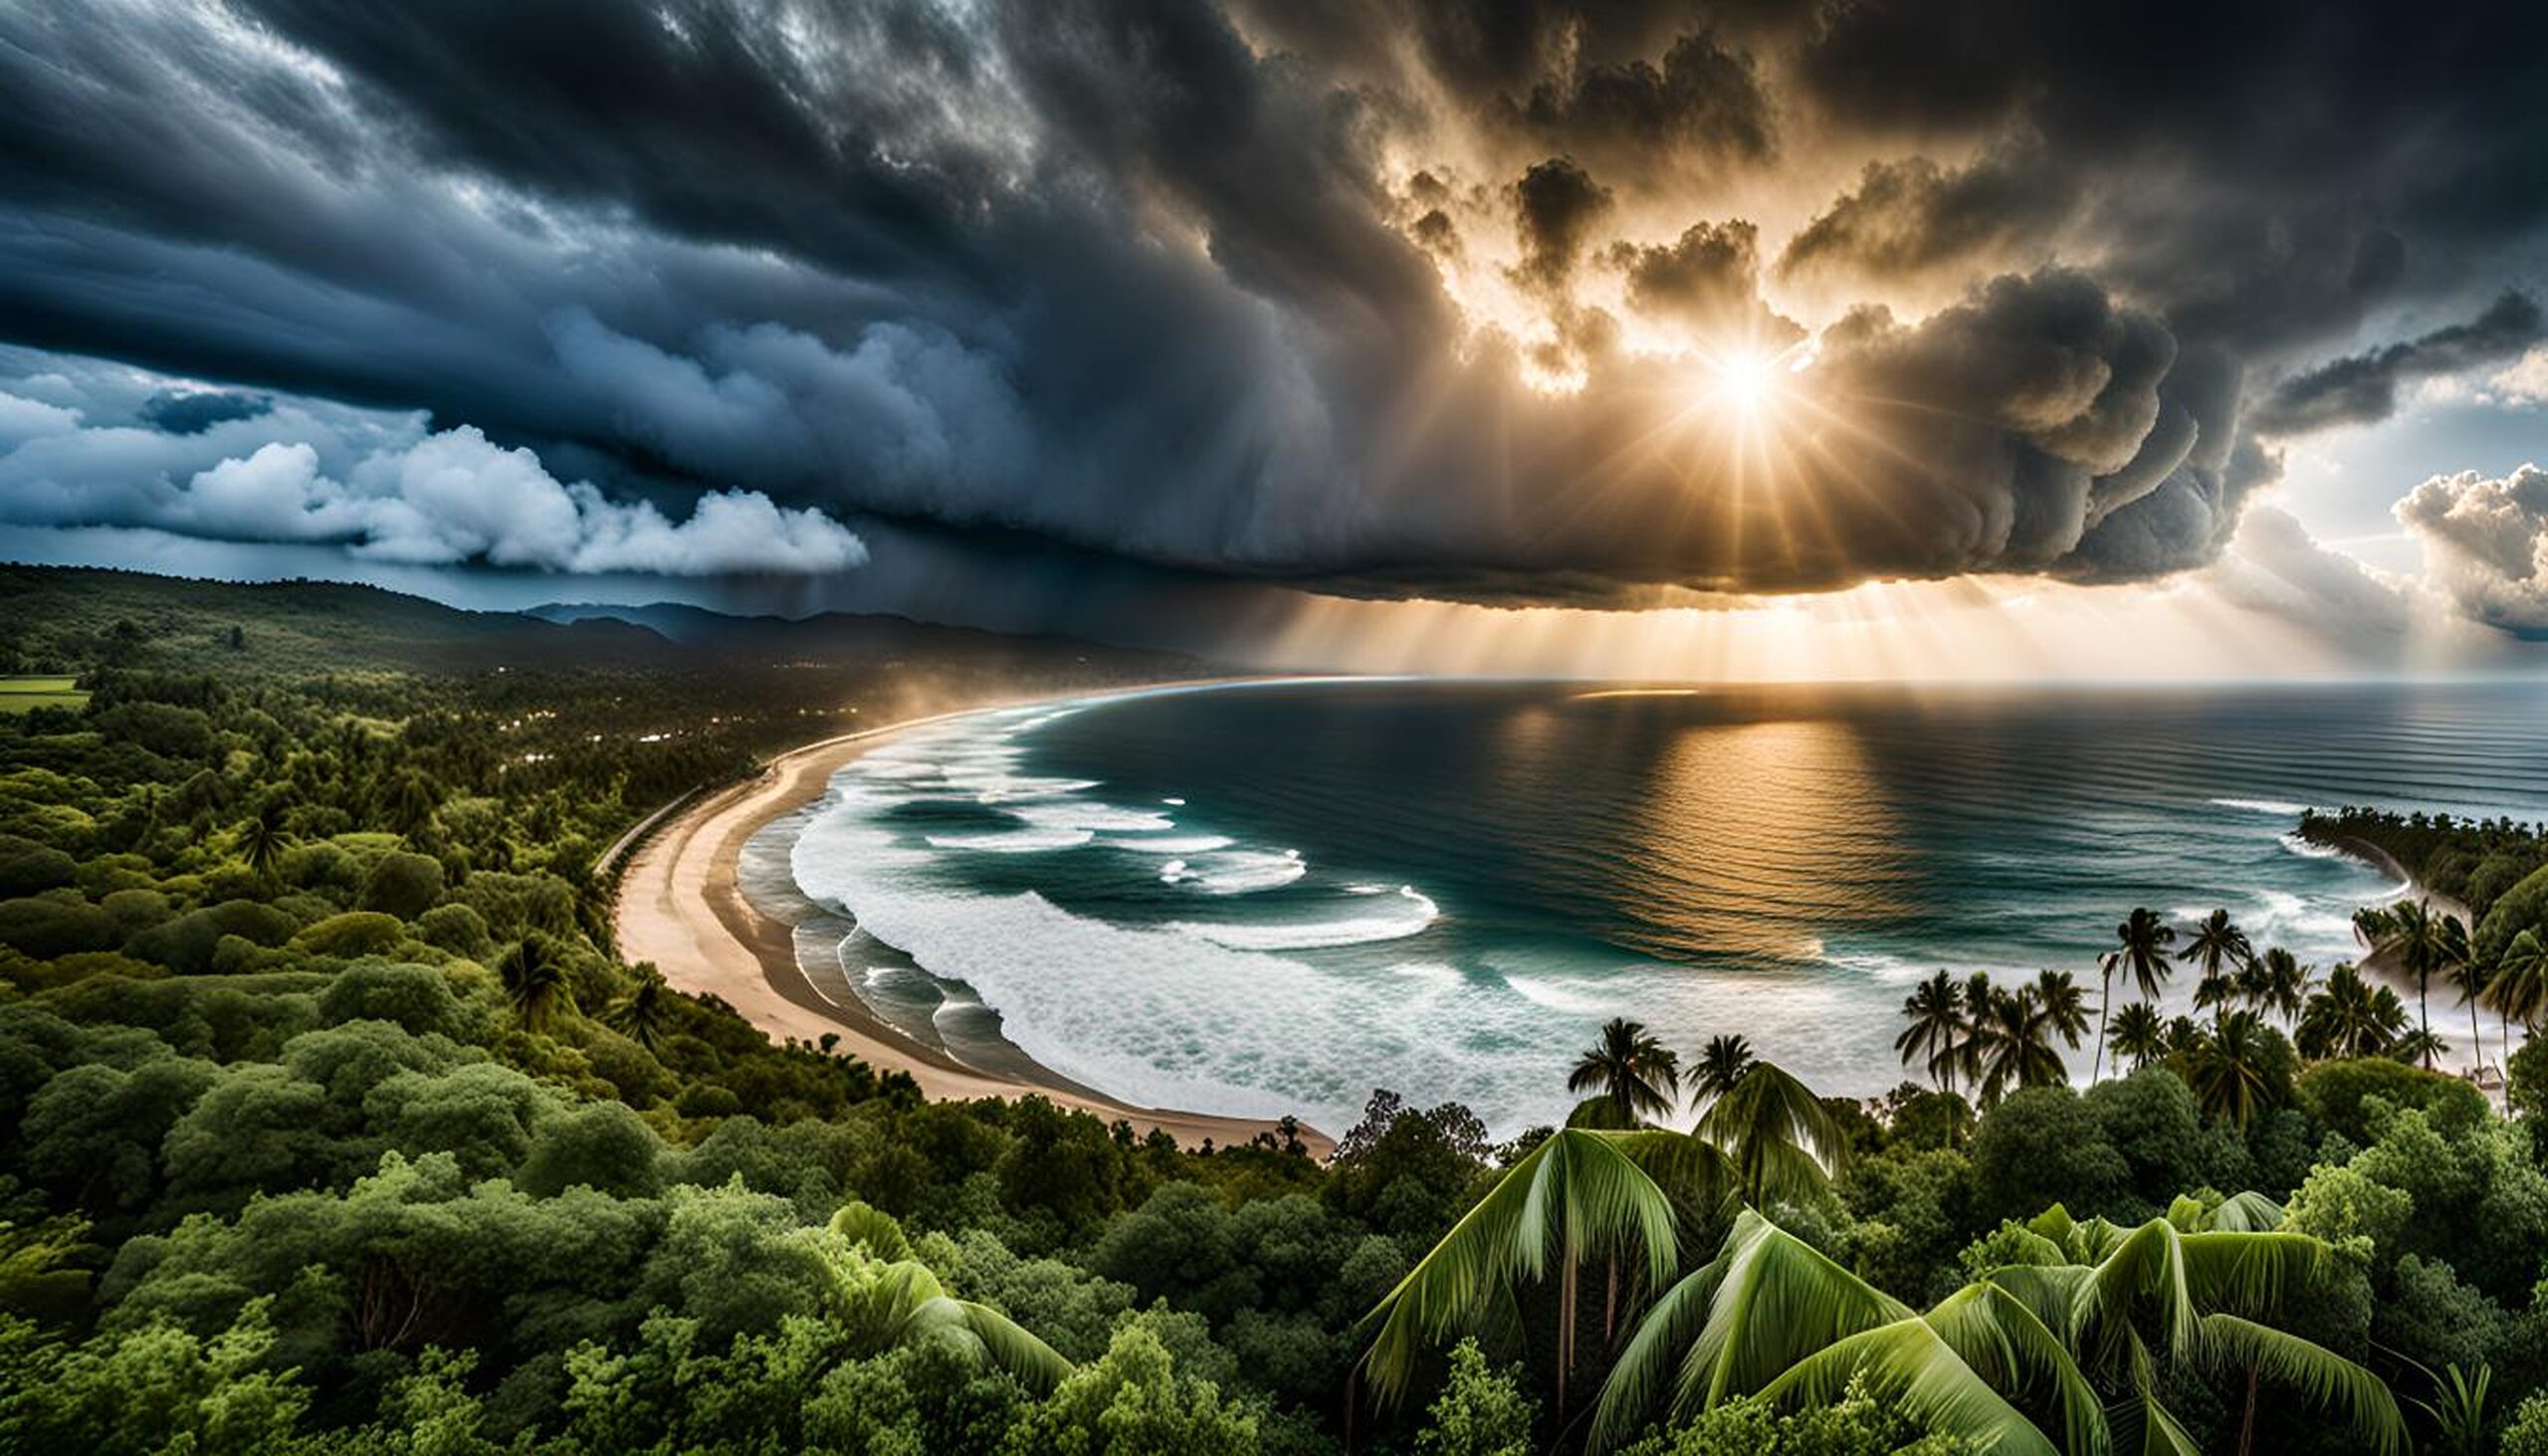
1713,350,1780,414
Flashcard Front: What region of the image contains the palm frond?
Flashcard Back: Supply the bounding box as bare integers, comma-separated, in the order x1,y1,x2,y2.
2204,1191,2285,1234
1924,1282,2109,1456
2177,1231,2328,1321
1682,1210,1913,1408
1755,1318,2063,1456
2198,1314,2404,1456
1361,1128,1677,1404
1590,1246,1732,1448
827,1198,912,1261
953,1298,1075,1393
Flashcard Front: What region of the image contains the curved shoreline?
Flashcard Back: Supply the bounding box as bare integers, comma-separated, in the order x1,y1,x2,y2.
612,682,1339,1156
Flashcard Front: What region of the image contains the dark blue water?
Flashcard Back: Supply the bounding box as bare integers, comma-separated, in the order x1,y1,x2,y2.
781,679,2548,1133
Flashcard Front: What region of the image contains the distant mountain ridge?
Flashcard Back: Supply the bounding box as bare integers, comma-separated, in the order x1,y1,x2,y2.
0,565,1200,679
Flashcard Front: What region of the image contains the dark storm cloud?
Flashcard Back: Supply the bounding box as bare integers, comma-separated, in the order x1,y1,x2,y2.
139,389,272,436
1511,158,1613,293
3,0,2547,606
1777,146,2072,293
2251,293,2547,435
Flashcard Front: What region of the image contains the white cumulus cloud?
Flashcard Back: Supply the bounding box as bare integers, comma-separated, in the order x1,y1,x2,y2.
2396,464,2548,637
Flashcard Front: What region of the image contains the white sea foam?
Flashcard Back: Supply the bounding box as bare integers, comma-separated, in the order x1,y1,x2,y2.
2212,796,2309,816
1100,833,1233,854
925,826,1095,852
1181,849,1307,894
2277,832,2343,859
1172,888,1439,950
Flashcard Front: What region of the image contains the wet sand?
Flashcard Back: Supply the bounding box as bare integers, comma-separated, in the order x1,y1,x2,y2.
611,689,1336,1156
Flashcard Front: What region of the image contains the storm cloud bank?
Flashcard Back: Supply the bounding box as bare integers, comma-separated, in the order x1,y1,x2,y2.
3,0,2546,605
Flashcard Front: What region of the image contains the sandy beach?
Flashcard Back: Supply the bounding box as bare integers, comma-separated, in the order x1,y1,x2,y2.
611,685,1337,1156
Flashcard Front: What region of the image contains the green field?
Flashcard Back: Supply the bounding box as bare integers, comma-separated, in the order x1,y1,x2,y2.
0,675,86,712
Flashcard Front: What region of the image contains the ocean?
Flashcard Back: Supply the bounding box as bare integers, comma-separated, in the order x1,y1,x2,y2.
755,679,2548,1136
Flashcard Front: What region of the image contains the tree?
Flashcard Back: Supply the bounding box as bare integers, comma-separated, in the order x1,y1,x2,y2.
2186,1011,2274,1130
1968,985,2066,1106
1360,1127,1698,1418
2481,930,2547,1045
1689,1035,1756,1110
604,964,675,1052
2090,951,2120,1083
2248,947,2314,1025
1696,1061,1850,1207
2182,909,2256,1009
1413,1339,1538,1456
2297,965,2408,1061
1591,1206,2405,1456
1569,1018,1682,1127
2438,915,2489,1070
2031,969,2088,1051
235,800,291,887
2359,900,2461,1069
2115,907,2178,1002
1894,971,1966,1095
498,935,573,1033
2107,1000,2166,1073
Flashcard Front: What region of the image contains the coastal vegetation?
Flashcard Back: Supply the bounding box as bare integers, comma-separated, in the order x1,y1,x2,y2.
0,568,2546,1452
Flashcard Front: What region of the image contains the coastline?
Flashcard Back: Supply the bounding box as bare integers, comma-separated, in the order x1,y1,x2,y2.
2316,834,2506,1079
613,681,1339,1156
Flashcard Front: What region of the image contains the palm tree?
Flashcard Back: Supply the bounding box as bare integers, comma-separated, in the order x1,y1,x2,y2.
808,1204,1072,1392
2389,1026,2450,1068
2482,931,2548,1049
1894,970,1966,1094
499,935,573,1033
1589,1203,2404,1456
1971,985,2066,1105
236,800,292,887
604,964,674,1051
1359,1127,1711,1417
2248,947,2314,1025
2360,900,2455,1069
2115,907,2178,1000
2297,964,2408,1061
2439,916,2487,1072
1695,1060,1850,1207
1955,970,1998,1090
2187,1011,2273,1130
1569,1018,1682,1127
2109,1000,2166,1072
2032,968,2089,1052
2090,950,2121,1083
2182,909,2257,1010
1688,1034,1756,1110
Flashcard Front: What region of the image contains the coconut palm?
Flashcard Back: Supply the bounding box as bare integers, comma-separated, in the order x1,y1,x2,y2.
2360,900,2457,1069
2297,964,2409,1061
2389,1026,2450,1068
807,1203,1072,1392
1695,1060,1850,1207
1590,1203,2404,1456
1688,1034,1756,1110
235,799,292,887
2438,916,2487,1071
2187,1011,2274,1130
1570,1018,1682,1127
2032,968,2089,1051
498,935,573,1033
1359,1126,1719,1417
2089,951,2123,1083
2482,930,2548,1046
2182,909,2257,1010
1970,985,2067,1105
1955,970,1999,1089
1894,970,1966,1094
604,964,674,1051
2109,1000,2167,1072
2116,908,2178,1001
2248,947,2314,1025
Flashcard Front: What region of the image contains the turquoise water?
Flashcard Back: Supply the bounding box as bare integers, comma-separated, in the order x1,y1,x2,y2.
774,679,2548,1135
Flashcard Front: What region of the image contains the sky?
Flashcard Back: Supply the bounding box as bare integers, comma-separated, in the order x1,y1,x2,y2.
4,0,2548,678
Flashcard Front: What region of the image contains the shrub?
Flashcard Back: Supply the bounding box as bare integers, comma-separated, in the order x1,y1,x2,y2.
291,912,406,959
359,851,446,921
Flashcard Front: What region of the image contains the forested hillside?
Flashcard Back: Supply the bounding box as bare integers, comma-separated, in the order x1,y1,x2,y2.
2,570,2547,1452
